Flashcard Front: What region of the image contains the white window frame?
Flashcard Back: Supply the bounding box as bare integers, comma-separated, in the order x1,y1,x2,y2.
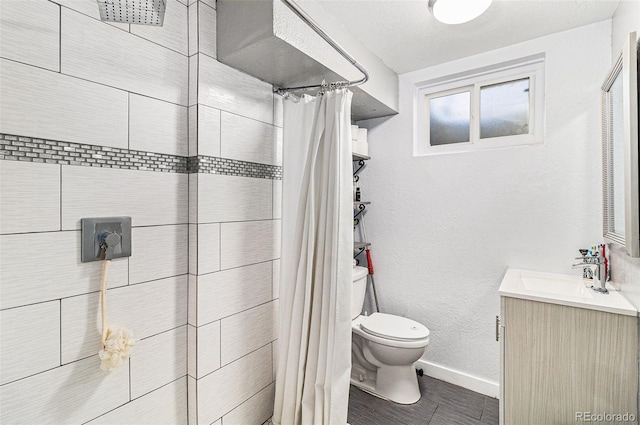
414,56,545,156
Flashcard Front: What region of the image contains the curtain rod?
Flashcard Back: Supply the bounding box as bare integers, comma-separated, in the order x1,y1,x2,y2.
274,0,370,95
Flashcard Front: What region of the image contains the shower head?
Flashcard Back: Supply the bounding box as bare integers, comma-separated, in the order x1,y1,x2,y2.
97,0,166,26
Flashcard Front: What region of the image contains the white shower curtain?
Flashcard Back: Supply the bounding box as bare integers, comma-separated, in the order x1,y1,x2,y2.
273,89,353,425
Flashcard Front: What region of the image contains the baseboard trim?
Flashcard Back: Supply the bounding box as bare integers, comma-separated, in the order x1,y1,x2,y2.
415,359,500,399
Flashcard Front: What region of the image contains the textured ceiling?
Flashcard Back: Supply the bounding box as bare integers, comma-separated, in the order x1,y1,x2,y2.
312,0,620,74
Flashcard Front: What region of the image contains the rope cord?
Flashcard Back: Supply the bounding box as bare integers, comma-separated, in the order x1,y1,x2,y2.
100,259,111,348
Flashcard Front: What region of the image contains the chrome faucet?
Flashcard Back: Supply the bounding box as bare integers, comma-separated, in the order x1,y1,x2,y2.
572,249,608,294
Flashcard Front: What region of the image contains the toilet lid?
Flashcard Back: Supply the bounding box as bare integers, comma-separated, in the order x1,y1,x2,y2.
360,313,429,341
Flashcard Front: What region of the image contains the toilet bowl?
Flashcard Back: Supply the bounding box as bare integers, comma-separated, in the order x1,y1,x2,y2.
350,267,430,404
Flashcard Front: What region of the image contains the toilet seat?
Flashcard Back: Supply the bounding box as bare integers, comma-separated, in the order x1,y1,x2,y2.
360,313,430,342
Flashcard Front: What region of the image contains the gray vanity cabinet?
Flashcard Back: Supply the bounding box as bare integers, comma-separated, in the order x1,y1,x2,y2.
500,296,638,424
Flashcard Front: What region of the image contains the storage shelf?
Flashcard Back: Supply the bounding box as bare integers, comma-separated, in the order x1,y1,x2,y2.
352,153,370,160
353,153,370,260
354,242,371,250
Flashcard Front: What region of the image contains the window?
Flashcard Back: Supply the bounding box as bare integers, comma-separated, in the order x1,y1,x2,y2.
429,89,471,145
415,56,544,155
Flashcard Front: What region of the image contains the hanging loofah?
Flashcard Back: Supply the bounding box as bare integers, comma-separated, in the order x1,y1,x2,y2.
99,325,135,371
99,259,135,371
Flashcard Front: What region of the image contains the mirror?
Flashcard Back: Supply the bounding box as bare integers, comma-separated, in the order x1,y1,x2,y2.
602,31,639,257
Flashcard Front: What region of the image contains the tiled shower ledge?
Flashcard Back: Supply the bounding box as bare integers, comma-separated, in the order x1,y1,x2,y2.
0,133,282,180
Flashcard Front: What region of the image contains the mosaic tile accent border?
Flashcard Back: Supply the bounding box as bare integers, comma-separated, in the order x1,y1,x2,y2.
190,156,282,180
0,134,282,180
0,134,188,173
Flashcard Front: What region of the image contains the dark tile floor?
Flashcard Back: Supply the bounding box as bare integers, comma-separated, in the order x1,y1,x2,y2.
348,376,499,425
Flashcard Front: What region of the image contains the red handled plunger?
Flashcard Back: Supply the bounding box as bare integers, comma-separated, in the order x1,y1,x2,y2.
366,250,374,275
360,215,380,312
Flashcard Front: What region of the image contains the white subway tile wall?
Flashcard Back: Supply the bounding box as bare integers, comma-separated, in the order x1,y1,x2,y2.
188,3,199,57
188,324,197,378
130,326,188,399
129,0,189,56
187,10,281,419
61,166,189,230
0,0,60,71
194,261,273,325
201,0,216,10
0,161,60,234
188,376,198,424
188,274,198,326
276,126,284,164
130,225,189,284
198,2,217,58
272,341,278,382
197,104,222,157
0,59,129,147
223,383,276,425
0,355,130,424
273,259,281,300
220,300,279,365
86,378,188,425
194,320,221,378
274,94,284,128
129,94,189,156
188,172,199,224
51,0,130,30
273,179,283,219
197,53,274,124
221,112,281,166
0,232,129,310
61,8,189,105
195,173,273,223
220,219,281,269
0,0,281,422
196,344,273,424
189,224,199,274
192,222,221,275
188,105,199,156
61,276,188,364
188,53,199,107
0,301,60,385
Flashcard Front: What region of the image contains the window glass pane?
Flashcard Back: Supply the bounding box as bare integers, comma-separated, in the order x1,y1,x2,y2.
480,78,530,139
429,91,470,146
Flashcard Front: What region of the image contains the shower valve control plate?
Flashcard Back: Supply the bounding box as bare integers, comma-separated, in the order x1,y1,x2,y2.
81,217,132,262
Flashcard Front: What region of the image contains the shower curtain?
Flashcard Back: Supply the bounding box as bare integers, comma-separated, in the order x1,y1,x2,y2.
273,88,353,425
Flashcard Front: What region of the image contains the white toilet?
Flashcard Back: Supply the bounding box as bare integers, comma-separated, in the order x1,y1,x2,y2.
350,266,430,404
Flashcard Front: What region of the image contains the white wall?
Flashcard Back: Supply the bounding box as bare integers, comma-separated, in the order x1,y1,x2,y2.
357,20,611,391
612,0,640,57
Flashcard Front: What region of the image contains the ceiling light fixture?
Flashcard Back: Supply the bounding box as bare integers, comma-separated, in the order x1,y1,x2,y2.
428,0,493,25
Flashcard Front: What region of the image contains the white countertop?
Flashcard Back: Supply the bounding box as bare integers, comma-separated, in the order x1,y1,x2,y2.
499,268,638,316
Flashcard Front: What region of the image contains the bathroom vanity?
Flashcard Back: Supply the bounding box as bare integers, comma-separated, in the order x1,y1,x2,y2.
498,269,638,424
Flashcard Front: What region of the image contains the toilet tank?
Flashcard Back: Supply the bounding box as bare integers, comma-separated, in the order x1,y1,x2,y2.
352,266,369,319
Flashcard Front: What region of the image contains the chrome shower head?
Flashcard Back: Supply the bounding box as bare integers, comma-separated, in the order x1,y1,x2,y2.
97,0,166,26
